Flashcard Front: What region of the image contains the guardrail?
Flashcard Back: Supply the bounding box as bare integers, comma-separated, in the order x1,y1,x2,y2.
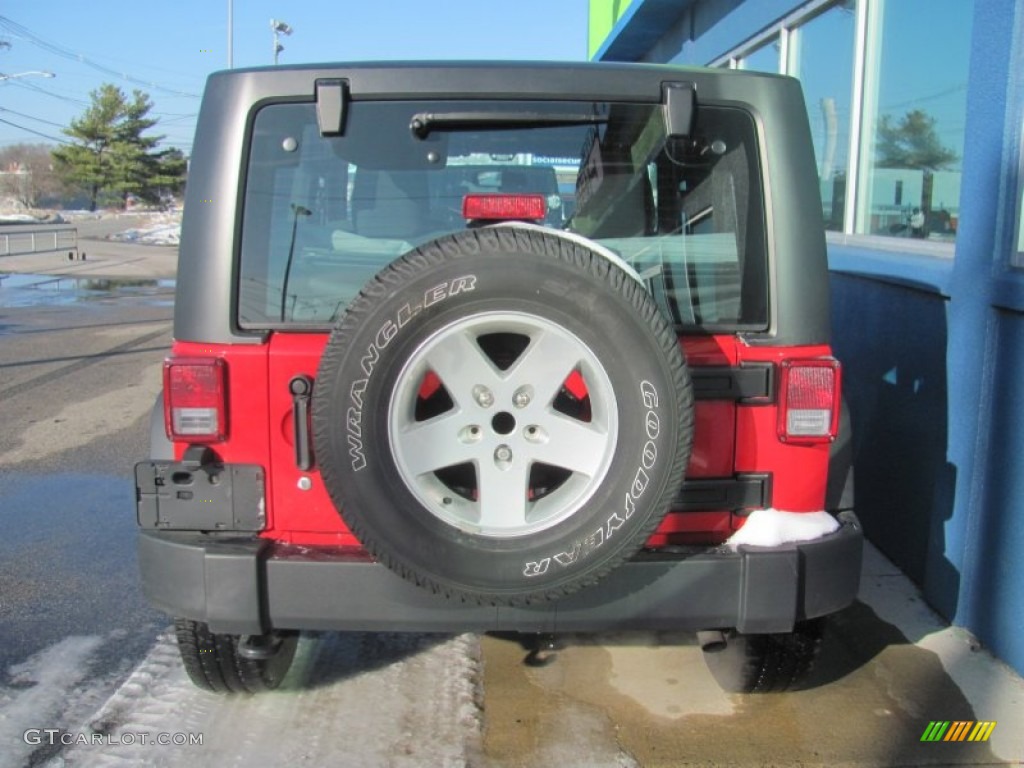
0,224,80,258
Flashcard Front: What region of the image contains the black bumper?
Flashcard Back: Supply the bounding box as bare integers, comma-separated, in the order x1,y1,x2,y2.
138,511,862,636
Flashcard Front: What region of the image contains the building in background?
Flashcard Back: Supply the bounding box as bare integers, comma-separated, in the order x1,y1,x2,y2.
589,0,1024,677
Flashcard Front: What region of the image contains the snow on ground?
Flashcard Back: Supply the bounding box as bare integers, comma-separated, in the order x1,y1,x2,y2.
0,635,110,768
107,213,181,246
34,631,481,767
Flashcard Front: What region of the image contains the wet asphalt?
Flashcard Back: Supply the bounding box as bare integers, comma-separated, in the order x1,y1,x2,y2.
0,269,173,686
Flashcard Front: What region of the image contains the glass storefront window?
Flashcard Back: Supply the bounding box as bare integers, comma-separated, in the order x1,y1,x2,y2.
855,0,973,241
1017,172,1024,266
791,4,856,231
740,39,780,73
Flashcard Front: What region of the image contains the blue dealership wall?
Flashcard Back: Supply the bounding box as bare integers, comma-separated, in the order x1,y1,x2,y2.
594,0,1024,676
946,0,1024,674
828,264,959,617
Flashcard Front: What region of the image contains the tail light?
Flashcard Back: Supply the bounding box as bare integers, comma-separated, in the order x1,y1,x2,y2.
163,357,227,442
777,359,841,444
462,193,546,222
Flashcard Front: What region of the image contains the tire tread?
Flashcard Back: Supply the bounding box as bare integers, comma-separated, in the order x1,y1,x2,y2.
173,618,298,694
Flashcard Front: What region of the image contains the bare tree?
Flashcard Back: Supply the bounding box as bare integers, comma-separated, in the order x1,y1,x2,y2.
0,143,64,209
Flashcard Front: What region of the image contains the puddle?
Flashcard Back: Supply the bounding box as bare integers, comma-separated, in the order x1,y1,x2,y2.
480,608,1013,766
0,272,175,308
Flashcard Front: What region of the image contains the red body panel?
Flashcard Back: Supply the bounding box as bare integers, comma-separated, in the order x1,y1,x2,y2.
266,334,360,544
681,336,737,480
166,335,837,548
733,344,834,513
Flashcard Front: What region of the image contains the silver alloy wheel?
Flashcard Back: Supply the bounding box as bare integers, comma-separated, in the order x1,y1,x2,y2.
388,311,618,538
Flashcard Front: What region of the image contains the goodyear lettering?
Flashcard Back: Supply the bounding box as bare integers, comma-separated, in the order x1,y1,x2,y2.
623,492,636,519
553,543,580,567
645,410,660,439
582,527,604,556
640,380,659,409
553,528,603,567
642,441,657,469
523,558,551,577
605,512,626,538
631,467,650,498
521,379,663,577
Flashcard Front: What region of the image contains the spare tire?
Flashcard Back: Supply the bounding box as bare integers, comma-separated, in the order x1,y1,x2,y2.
312,227,694,604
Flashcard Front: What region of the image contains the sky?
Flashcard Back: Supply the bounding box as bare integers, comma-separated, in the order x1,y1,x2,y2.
0,0,590,155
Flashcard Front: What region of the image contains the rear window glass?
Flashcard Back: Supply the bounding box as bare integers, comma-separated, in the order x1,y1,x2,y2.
238,99,767,330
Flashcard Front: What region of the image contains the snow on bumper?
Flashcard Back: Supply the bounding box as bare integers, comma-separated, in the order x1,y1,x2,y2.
726,509,841,551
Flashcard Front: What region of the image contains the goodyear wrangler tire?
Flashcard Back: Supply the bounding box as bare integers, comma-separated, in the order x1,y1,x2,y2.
312,227,694,604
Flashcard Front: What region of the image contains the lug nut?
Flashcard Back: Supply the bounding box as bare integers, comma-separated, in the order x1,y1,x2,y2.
512,387,532,408
473,385,494,408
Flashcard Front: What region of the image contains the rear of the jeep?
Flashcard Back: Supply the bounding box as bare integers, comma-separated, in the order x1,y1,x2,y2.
136,62,862,694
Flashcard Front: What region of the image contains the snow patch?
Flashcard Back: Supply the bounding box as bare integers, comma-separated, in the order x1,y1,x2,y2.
725,508,840,551
107,213,181,246
108,224,180,246
0,636,104,768
54,631,482,767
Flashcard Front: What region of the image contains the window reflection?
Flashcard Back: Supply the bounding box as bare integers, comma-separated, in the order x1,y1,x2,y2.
856,0,972,241
792,3,856,231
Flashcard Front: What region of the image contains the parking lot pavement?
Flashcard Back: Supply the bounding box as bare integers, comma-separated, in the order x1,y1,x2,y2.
480,543,1024,767
0,238,177,280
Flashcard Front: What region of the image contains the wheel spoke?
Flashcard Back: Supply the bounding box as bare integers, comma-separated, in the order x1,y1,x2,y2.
507,328,583,407
530,415,611,478
389,310,619,538
476,458,531,531
396,413,474,476
423,330,502,406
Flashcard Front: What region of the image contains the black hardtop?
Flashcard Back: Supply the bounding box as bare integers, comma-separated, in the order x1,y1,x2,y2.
176,60,829,346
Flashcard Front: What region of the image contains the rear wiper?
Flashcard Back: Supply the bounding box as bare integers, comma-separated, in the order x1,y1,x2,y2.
410,111,608,139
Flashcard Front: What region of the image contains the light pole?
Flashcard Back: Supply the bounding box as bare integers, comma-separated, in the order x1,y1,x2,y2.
0,71,55,82
227,0,233,68
271,19,292,65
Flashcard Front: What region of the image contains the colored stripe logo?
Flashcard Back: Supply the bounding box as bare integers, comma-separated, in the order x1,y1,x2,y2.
920,721,996,742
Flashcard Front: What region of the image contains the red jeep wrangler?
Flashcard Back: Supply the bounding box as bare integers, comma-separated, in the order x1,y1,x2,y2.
136,62,861,695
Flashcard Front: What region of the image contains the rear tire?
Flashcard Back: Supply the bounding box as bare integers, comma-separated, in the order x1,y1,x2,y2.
174,619,298,694
700,619,825,693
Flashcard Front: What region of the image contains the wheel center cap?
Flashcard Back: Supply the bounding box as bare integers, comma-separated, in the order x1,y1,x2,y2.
491,411,516,435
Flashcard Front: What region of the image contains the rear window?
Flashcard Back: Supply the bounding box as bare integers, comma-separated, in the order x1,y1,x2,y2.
238,99,768,330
